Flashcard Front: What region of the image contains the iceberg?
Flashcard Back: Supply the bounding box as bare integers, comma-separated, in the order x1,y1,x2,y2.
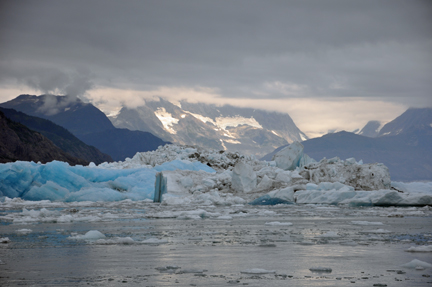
0,159,215,202
1,144,431,207
272,141,305,170
231,161,257,193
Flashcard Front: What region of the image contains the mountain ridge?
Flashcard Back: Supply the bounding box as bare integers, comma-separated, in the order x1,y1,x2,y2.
261,107,432,181
1,95,170,161
0,110,88,165
110,98,308,157
0,107,113,164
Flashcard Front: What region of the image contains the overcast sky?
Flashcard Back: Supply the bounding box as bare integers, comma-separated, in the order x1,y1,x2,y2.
0,0,431,137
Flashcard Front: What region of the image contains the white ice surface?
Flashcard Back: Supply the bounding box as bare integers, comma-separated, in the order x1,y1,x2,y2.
402,259,432,268
405,245,432,252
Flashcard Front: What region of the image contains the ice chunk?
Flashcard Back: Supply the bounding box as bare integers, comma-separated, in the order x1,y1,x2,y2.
231,161,257,193
256,175,273,191
16,228,32,235
402,259,432,268
241,268,276,274
272,141,304,170
68,230,106,240
0,237,11,244
405,245,432,252
249,185,297,205
303,159,391,191
309,267,332,273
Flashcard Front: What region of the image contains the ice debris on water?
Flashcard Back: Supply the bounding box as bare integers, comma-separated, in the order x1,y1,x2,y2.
16,228,32,234
309,267,332,273
240,268,276,274
402,259,432,269
318,231,340,238
405,245,432,252
0,237,11,244
68,230,106,240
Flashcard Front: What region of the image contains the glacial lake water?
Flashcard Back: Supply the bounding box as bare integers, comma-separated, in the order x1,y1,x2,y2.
1,202,431,286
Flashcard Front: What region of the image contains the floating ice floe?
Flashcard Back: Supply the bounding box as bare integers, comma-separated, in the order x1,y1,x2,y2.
309,267,332,273
402,259,432,268
94,237,136,245
0,237,11,243
68,230,106,240
16,228,32,235
241,268,276,274
405,245,432,252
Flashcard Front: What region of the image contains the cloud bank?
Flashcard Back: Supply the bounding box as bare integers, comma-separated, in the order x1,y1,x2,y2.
0,0,430,136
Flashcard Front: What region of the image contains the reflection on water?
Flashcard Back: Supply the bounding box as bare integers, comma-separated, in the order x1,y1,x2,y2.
0,204,431,286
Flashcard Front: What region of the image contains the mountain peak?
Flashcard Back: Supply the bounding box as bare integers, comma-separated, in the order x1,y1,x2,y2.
378,107,432,137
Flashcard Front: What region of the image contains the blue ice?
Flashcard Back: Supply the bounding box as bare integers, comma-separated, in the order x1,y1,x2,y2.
0,160,215,202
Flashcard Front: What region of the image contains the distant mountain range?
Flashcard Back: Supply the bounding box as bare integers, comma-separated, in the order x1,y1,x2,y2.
110,98,308,157
0,95,169,161
262,108,432,181
0,109,88,165
0,107,112,164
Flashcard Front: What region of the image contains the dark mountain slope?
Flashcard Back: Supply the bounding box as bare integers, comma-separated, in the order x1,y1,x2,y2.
262,129,432,181
79,128,169,161
0,107,112,164
262,108,432,181
1,95,169,161
378,108,432,137
0,110,88,165
0,94,115,136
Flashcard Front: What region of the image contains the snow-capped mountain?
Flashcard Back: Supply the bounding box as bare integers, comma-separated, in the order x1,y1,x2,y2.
110,98,308,158
357,120,384,137
378,107,432,137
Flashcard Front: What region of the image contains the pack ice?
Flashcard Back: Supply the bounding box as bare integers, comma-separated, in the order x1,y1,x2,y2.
0,143,431,206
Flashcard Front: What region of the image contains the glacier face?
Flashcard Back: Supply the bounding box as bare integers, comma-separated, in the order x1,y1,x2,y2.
109,98,308,158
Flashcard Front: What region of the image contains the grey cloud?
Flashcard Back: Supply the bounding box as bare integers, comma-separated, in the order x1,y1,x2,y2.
0,0,431,107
